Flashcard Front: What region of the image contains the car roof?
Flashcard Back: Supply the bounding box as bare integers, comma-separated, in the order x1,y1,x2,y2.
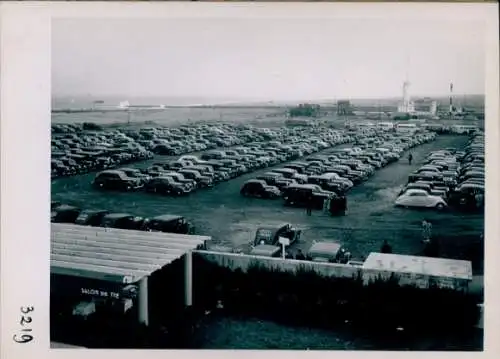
257,224,290,232
98,170,125,175
80,209,109,214
150,214,183,222
250,244,281,255
103,213,133,219
55,204,79,211
403,189,429,195
288,184,319,189
245,179,266,184
308,242,341,254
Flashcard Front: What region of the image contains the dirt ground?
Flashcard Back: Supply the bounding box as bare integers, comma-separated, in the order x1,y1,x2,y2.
51,134,484,273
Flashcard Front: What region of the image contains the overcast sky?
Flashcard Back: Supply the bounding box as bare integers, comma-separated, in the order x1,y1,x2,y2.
52,18,485,100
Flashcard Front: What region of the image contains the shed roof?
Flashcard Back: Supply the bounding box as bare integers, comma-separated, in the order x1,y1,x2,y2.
51,223,211,284
363,252,473,281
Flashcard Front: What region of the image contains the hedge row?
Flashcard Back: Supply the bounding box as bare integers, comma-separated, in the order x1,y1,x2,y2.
192,254,480,336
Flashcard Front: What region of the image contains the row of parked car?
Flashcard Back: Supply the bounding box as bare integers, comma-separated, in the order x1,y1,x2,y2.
51,202,194,234
91,128,355,196
240,131,438,212
51,128,154,178
51,123,297,179
448,132,484,211
395,131,484,212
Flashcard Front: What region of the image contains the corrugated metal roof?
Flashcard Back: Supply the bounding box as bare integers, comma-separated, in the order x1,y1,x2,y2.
363,252,473,280
51,223,211,284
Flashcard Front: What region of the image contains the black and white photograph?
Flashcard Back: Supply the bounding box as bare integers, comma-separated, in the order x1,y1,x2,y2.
1,1,499,356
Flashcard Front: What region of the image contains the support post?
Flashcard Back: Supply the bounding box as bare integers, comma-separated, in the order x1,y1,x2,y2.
184,251,193,307
138,276,149,326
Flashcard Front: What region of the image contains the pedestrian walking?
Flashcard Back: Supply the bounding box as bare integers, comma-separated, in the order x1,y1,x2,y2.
408,152,413,165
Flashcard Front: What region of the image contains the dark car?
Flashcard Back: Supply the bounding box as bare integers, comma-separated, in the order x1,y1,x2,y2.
119,168,151,185
100,213,148,230
256,173,297,190
240,179,281,199
253,223,301,246
307,176,345,194
282,184,338,209
306,242,352,264
51,201,62,211
92,170,143,191
144,215,194,235
51,205,81,223
178,169,213,188
144,177,190,196
74,209,110,226
448,183,485,210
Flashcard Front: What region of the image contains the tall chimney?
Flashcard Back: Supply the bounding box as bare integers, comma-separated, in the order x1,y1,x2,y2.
449,82,454,114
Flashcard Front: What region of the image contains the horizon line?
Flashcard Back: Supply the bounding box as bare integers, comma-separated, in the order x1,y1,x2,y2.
52,93,485,101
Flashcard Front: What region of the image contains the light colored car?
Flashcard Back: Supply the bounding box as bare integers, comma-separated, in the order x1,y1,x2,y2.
395,189,447,210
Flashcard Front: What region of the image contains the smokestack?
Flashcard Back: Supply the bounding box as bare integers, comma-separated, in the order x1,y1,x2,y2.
449,82,454,113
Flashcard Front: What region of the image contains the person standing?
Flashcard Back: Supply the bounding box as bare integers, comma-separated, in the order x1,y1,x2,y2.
295,249,306,260
474,190,484,210
421,219,432,243
381,240,393,254
408,152,413,165
306,194,313,216
341,195,347,216
323,196,330,214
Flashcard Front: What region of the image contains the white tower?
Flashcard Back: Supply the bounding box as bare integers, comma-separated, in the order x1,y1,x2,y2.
398,80,414,113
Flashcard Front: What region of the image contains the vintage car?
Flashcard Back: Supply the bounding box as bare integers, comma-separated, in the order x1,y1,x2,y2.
118,167,151,185
395,189,448,210
249,244,282,258
408,170,444,183
51,204,81,223
92,170,143,191
306,241,351,264
51,201,62,211
143,214,194,235
240,179,281,199
448,183,485,209
100,213,148,230
144,177,190,196
74,209,110,226
399,182,447,199
253,223,301,247
282,184,339,210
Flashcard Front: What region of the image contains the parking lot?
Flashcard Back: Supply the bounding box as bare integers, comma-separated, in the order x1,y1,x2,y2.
51,132,483,273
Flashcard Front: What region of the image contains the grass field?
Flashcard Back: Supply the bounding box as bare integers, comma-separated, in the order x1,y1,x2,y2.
194,316,483,351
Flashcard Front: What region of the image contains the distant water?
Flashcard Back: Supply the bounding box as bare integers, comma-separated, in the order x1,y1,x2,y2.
52,96,262,110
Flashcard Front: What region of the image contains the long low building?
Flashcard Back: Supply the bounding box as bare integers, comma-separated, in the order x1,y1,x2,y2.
362,252,473,291
51,223,211,325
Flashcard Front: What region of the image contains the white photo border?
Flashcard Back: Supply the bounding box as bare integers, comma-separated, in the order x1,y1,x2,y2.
1,2,498,359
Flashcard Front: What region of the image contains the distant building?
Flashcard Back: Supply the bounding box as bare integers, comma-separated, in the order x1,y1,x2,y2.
337,100,352,115
413,97,438,115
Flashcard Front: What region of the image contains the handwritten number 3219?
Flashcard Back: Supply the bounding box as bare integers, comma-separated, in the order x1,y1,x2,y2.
13,306,34,344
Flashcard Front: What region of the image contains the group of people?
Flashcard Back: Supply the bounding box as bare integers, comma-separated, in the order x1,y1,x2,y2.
285,249,306,260
304,194,348,216
379,219,437,257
